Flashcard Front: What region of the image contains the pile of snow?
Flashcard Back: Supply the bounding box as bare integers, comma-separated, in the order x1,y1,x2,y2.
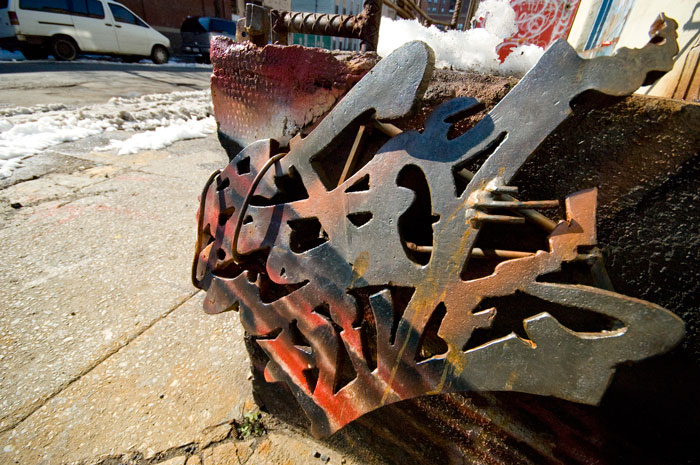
378,0,544,76
0,91,214,178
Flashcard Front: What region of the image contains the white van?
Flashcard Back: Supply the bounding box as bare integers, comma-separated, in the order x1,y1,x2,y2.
0,0,170,63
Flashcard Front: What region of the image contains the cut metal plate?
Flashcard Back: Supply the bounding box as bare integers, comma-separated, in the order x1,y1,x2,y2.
194,17,685,438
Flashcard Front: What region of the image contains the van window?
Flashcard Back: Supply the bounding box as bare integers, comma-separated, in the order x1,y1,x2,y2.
180,17,235,35
19,0,104,18
0,0,8,8
71,0,105,18
108,3,146,27
210,19,236,35
20,0,70,14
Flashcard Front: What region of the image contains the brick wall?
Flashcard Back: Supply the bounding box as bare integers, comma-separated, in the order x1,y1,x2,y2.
120,0,233,31
119,0,232,52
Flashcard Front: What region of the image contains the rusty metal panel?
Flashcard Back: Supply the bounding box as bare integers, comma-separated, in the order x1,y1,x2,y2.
194,17,684,438
210,37,379,152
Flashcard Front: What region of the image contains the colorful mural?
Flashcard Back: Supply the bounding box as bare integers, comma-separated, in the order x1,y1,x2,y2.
497,0,581,61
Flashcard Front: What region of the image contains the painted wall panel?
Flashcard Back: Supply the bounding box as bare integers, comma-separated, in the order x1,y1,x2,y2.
497,0,582,61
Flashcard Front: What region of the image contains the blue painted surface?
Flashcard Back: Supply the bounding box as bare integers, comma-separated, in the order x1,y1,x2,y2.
583,0,635,57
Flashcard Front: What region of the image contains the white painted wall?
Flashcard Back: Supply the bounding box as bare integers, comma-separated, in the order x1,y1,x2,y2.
614,0,699,97
567,0,604,50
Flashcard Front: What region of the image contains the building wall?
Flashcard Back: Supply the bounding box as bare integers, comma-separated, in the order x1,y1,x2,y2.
615,0,699,98
567,0,603,50
419,0,476,29
118,0,232,51
120,0,233,29
569,0,699,98
233,0,292,16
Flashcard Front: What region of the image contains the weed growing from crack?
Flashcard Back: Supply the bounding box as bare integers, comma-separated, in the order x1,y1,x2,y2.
235,411,265,439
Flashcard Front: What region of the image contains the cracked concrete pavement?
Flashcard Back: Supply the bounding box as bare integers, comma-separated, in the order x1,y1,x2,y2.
0,66,362,465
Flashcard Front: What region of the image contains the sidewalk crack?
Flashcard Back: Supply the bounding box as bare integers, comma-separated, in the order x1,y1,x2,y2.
0,289,201,434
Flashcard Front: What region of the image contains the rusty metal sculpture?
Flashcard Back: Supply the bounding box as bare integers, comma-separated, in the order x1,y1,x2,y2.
193,16,685,438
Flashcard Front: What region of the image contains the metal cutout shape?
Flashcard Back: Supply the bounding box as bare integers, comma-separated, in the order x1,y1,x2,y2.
193,17,685,438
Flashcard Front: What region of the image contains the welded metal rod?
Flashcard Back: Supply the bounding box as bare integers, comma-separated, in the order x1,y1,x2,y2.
271,0,383,51
406,242,535,259
477,200,561,209
450,0,464,29
457,168,558,232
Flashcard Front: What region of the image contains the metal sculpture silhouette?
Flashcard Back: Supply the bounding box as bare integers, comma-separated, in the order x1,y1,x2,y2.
193,16,685,438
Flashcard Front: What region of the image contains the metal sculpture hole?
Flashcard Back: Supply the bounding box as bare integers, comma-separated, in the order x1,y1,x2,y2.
333,332,358,393
460,218,549,281
237,156,251,174
415,302,448,361
452,131,508,196
216,176,230,191
462,292,623,352
345,174,370,192
397,165,439,265
347,212,373,227
446,101,486,140
310,110,375,190
288,217,328,253
218,207,235,227
258,274,308,304
250,168,309,206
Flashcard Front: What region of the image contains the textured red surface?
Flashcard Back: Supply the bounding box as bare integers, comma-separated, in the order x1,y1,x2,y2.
210,37,378,149
477,0,581,62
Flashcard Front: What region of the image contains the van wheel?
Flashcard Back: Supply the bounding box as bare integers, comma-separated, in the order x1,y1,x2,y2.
51,37,78,61
151,45,169,65
21,46,49,60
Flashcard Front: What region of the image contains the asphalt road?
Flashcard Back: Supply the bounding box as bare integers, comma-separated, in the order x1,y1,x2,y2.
0,59,213,106
0,59,212,74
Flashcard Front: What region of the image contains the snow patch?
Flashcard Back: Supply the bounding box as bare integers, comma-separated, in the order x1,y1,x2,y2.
0,90,213,178
102,117,216,155
378,0,543,76
477,0,518,39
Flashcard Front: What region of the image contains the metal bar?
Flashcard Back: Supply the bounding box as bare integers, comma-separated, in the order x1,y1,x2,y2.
383,0,416,19
462,0,480,29
402,0,453,26
473,212,526,224
477,200,560,209
450,0,464,29
373,120,403,137
192,169,221,287
338,125,366,187
231,152,288,263
271,0,383,51
457,168,558,232
406,241,535,259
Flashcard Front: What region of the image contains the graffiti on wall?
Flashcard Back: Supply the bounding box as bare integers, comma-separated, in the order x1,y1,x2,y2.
497,0,581,61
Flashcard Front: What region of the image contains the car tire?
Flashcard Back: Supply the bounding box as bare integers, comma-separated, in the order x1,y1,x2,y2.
20,46,49,60
51,36,78,61
151,45,169,65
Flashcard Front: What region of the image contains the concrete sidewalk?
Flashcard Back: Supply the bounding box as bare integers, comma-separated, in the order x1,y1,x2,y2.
0,135,359,464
